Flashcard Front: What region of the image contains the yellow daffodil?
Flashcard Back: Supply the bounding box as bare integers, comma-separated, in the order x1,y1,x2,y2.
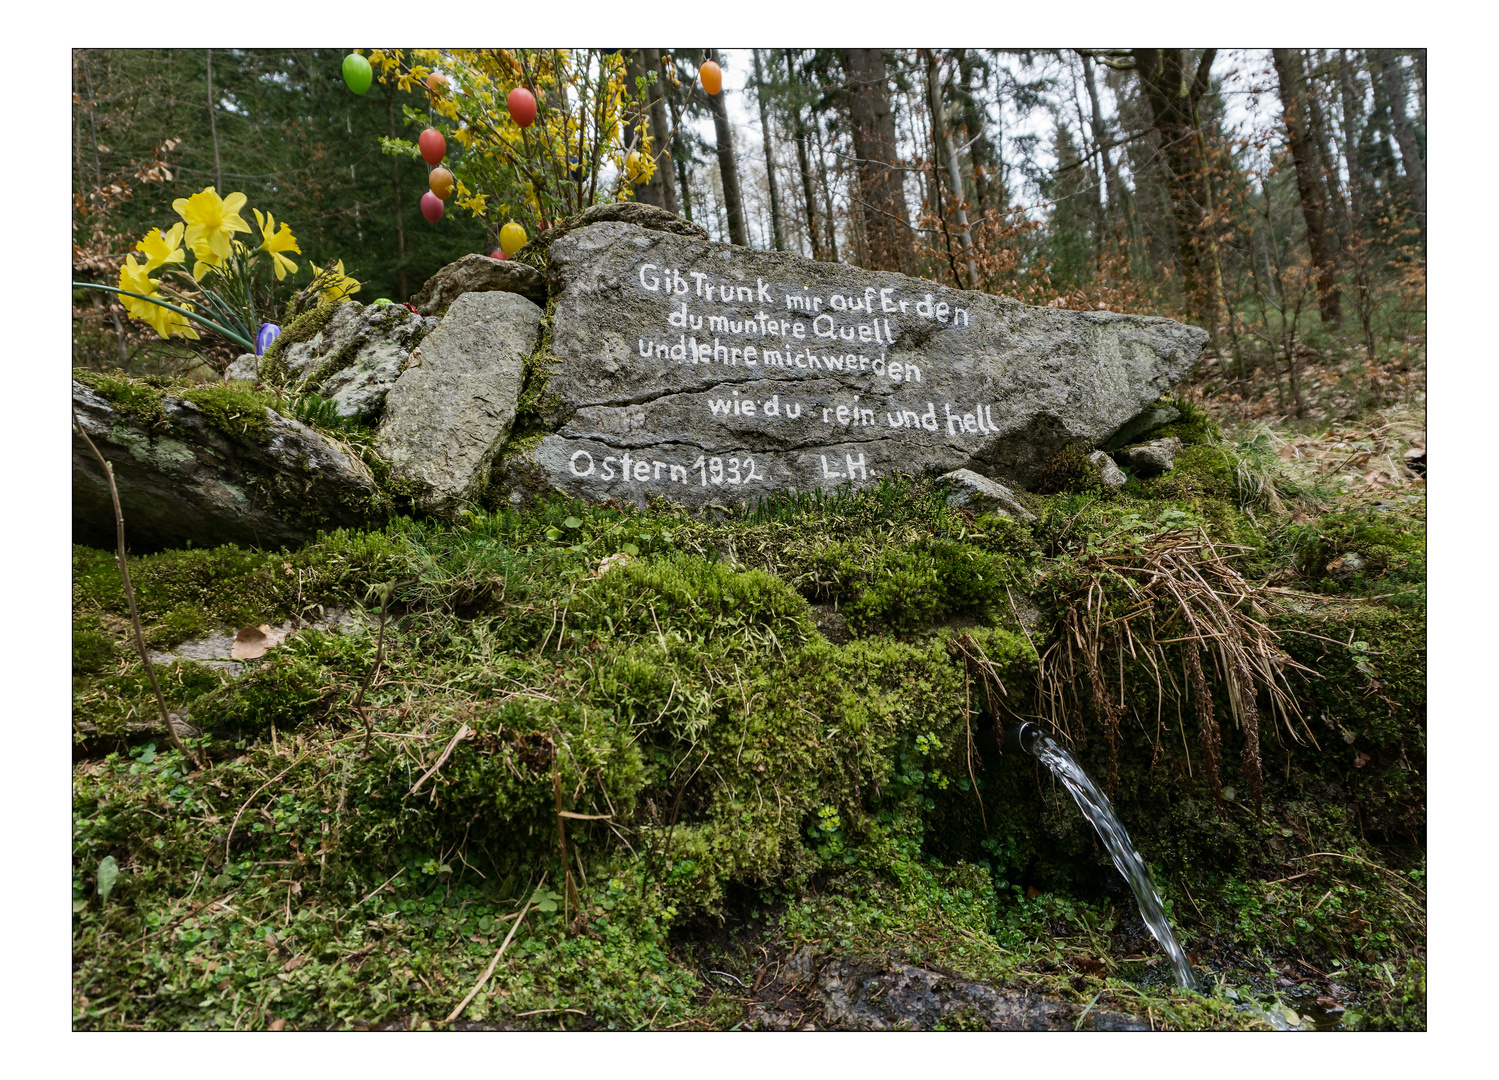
172,187,251,267
319,260,361,301
253,209,301,281
134,223,186,273
117,256,199,340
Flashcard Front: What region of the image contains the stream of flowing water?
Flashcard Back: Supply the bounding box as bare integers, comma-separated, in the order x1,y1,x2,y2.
1017,722,1198,991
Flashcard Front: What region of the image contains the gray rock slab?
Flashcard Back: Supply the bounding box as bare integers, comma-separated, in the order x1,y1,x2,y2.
502,221,1205,509
279,301,438,421
411,253,548,315
374,290,543,515
72,380,384,552
938,468,1036,520
1089,450,1128,489
1119,436,1183,477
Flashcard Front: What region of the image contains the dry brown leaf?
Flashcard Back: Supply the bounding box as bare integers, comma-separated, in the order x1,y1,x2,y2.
283,955,308,972
231,623,288,660
267,1018,286,1031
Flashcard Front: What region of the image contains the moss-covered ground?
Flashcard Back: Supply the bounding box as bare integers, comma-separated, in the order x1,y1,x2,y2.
71,395,1425,1032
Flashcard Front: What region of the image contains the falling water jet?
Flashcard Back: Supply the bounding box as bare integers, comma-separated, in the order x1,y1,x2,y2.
1012,721,1197,991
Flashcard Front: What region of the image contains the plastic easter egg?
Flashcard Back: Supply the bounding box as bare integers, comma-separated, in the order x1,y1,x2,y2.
490,249,508,261
499,221,527,256
418,128,446,166
420,191,445,224
429,167,454,200
254,322,282,357
507,87,537,128
342,53,372,95
426,72,449,95
372,298,393,306
699,60,722,97
625,151,646,182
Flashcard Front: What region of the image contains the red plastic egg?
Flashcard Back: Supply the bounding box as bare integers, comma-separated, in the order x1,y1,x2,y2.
490,249,508,261
507,87,537,128
418,128,446,166
420,191,445,224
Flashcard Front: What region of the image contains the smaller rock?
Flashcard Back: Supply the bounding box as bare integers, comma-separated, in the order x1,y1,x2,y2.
226,353,258,382
1118,437,1183,477
1325,551,1366,582
938,469,1036,521
279,301,439,421
1088,450,1128,490
410,253,548,315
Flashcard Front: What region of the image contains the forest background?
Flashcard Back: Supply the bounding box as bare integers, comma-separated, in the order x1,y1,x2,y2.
71,46,1425,427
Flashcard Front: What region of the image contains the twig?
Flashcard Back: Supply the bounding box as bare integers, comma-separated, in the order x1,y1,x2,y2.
72,404,205,771
351,580,408,755
442,874,544,1025
355,867,406,908
409,724,474,796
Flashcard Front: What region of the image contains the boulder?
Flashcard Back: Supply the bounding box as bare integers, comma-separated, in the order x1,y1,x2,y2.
72,378,384,552
497,221,1207,509
1119,436,1183,477
275,301,438,422
410,253,548,315
374,291,543,515
1088,450,1128,490
938,468,1035,520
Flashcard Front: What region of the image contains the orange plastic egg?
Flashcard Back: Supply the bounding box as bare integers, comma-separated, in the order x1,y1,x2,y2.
429,167,454,200
699,60,722,96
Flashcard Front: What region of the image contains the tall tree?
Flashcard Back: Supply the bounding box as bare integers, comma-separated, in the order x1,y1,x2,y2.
751,50,786,250
842,48,913,273
1375,49,1426,248
955,50,998,211
1125,49,1226,330
1273,48,1342,325
1078,51,1129,256
783,50,824,261
705,49,748,246
923,50,976,285
625,51,672,211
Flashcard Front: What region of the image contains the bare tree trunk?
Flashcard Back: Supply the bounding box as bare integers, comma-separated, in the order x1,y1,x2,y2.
1272,48,1342,325
812,105,839,262
1375,49,1426,248
385,82,409,298
706,50,748,246
751,50,786,250
924,51,975,286
206,49,222,192
645,50,678,215
842,48,913,273
625,51,669,210
785,51,823,261
662,55,692,223
956,50,996,211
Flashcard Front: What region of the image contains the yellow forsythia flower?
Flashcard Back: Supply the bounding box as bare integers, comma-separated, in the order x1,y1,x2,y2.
253,209,302,281
320,260,361,301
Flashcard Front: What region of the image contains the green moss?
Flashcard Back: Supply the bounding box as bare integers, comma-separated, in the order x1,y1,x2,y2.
260,300,342,386
1036,445,1104,496
74,371,169,434
178,385,274,444
1151,396,1219,446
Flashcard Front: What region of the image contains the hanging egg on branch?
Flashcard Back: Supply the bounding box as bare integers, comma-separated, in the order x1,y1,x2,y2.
499,221,527,256
342,53,372,95
428,167,454,201
418,128,446,166
625,151,647,183
699,60,722,97
507,87,537,129
420,191,445,224
426,72,449,95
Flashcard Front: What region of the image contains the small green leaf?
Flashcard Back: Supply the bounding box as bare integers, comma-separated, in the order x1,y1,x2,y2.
72,898,89,913
545,527,562,540
563,517,583,530
96,856,119,901
621,543,640,557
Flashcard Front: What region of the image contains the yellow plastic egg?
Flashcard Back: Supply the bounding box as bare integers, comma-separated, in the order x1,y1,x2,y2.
499,221,527,256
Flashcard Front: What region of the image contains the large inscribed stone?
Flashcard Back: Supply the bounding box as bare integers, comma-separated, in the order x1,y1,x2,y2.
510,222,1208,508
